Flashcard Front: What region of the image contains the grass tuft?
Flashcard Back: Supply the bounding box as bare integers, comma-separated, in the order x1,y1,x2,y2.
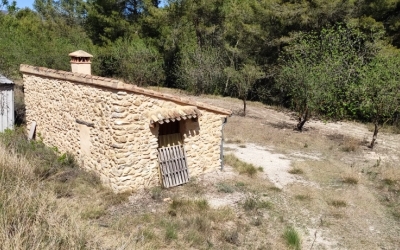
342,176,359,185
341,137,360,152
223,230,239,245
164,222,178,240
268,186,282,192
283,226,301,250
329,199,347,208
243,196,273,211
81,206,106,219
217,182,235,193
225,154,258,177
150,186,162,200
288,167,304,175
295,194,312,201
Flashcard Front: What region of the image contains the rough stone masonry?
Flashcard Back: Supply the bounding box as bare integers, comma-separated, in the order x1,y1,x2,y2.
20,64,231,193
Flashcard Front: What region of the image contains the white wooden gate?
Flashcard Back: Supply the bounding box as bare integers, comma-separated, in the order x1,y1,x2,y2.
158,145,189,188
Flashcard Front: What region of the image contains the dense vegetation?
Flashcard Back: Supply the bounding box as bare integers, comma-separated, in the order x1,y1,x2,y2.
1,0,400,145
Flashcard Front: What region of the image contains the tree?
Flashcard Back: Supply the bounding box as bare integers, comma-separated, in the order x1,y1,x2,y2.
1,0,17,13
225,62,265,116
100,36,165,86
175,46,225,95
276,25,372,131
83,0,162,45
356,53,400,148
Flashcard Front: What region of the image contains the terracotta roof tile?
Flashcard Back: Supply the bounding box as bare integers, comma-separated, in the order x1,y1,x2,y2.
149,106,201,127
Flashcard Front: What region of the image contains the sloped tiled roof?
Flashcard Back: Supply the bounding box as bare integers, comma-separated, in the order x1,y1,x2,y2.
19,64,232,116
0,74,13,85
149,106,201,127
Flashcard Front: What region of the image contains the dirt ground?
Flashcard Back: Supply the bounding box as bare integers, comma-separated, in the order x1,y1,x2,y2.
201,95,400,249
93,89,400,249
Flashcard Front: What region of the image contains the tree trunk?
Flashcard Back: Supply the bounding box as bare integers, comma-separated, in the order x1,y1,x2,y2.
369,122,379,149
296,109,309,131
243,98,247,116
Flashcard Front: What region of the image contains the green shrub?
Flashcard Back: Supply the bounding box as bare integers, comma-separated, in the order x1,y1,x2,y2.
217,182,235,193
150,186,163,200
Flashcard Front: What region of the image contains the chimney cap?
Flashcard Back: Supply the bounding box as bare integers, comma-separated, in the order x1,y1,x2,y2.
69,50,93,58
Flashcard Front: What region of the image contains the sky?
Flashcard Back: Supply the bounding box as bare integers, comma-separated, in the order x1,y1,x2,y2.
16,0,33,9
15,0,168,10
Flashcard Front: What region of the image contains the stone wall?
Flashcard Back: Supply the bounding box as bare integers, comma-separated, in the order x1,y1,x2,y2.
21,65,230,192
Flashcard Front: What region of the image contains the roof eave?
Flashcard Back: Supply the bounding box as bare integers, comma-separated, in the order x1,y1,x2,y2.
19,64,232,116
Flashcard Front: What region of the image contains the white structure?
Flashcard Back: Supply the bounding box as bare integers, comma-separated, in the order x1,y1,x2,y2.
0,74,14,132
69,50,93,75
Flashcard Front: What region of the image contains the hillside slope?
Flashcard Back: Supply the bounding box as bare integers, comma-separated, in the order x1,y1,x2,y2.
1,94,399,249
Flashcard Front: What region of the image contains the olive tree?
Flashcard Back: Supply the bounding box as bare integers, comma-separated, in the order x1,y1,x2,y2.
356,54,400,149
225,62,265,116
276,26,369,131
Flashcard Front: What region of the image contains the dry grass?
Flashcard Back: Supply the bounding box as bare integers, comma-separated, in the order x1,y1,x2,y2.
0,129,131,248
366,123,400,134
288,167,304,175
341,171,360,185
242,196,273,211
2,92,400,249
0,138,99,248
224,154,258,177
341,137,360,152
329,199,347,208
342,176,359,185
295,194,312,201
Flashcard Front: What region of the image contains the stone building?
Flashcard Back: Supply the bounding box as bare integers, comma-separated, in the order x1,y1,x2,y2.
20,51,231,192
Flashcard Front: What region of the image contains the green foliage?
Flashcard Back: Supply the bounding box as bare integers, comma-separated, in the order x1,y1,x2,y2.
0,127,78,179
217,182,235,193
0,8,94,78
225,154,258,177
283,226,301,250
175,45,225,95
2,0,400,137
354,52,400,147
277,25,373,123
356,53,400,124
225,62,265,115
100,37,165,86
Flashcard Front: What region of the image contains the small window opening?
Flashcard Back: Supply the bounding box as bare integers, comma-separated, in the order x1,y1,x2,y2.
159,121,180,136
158,121,182,148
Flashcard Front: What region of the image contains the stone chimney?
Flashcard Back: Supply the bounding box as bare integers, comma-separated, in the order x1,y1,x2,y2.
69,50,93,75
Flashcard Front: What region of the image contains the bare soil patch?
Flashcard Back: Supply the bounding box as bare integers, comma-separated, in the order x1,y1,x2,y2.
127,89,400,249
